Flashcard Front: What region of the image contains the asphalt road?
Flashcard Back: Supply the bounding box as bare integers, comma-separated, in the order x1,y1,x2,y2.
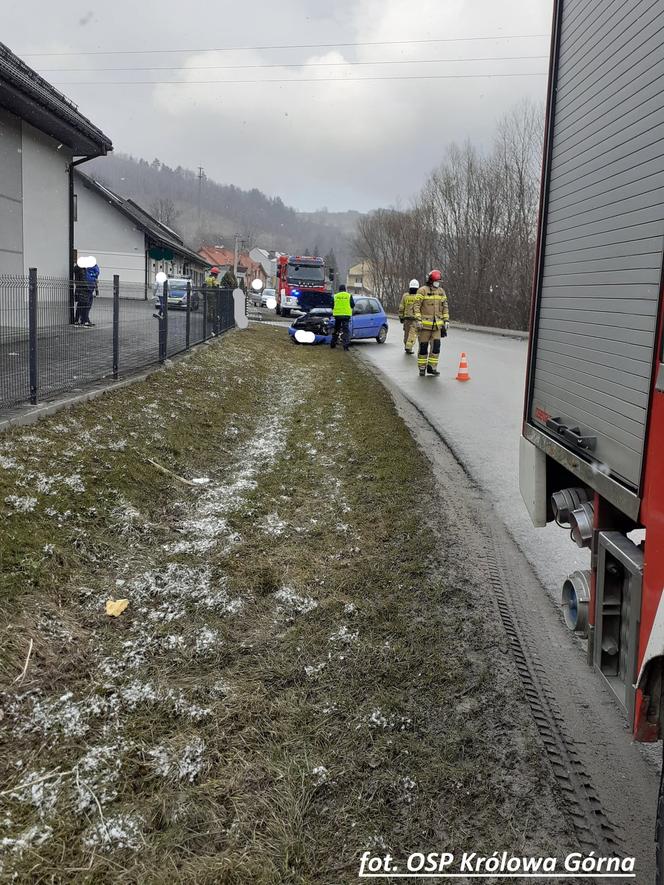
358,325,589,600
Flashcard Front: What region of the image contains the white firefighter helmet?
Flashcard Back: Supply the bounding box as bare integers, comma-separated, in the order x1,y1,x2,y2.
409,278,419,289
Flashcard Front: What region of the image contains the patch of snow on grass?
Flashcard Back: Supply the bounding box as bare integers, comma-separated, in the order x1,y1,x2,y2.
311,765,328,786
367,709,412,731
149,737,205,783
75,743,127,812
275,587,317,616
400,776,417,804
195,627,219,656
328,625,358,644
0,455,18,469
1,824,53,857
6,769,63,817
4,495,37,513
83,813,143,851
261,511,287,535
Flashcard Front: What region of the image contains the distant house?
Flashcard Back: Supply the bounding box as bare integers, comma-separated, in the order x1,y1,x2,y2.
74,170,208,293
249,247,277,288
346,262,374,297
0,41,112,277
198,245,267,289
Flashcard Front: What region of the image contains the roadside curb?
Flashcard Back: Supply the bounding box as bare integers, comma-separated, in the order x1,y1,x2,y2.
386,315,528,340
0,332,233,433
450,322,528,340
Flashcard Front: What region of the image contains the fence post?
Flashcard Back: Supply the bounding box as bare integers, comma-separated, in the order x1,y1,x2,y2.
215,290,221,335
202,288,208,340
160,279,169,362
28,267,38,405
112,274,120,379
186,281,191,350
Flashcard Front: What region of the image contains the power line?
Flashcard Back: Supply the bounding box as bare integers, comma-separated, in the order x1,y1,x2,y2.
38,54,549,73
21,33,550,57
52,71,549,87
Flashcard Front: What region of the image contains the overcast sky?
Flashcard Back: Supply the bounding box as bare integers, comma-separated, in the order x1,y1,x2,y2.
6,0,553,212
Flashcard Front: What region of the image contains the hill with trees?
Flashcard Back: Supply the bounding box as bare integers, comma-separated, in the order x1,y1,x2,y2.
86,153,357,277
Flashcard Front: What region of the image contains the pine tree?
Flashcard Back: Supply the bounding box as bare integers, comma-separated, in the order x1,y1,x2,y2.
221,270,238,289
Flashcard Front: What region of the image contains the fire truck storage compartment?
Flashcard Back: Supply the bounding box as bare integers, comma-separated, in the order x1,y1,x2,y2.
528,0,664,490
594,531,643,725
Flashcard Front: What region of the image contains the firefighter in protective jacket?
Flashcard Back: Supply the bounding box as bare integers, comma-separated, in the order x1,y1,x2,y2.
414,269,449,376
398,279,420,354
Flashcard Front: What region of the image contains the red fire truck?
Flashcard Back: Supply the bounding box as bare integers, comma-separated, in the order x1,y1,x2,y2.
519,0,664,871
275,254,333,316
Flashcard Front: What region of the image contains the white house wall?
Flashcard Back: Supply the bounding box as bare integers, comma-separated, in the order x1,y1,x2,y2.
21,122,71,278
0,108,23,275
74,178,146,291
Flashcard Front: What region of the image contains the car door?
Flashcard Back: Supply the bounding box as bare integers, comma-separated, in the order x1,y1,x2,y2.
366,299,384,336
350,298,371,338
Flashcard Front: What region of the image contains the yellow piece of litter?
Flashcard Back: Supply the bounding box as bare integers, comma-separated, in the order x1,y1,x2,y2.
106,599,129,617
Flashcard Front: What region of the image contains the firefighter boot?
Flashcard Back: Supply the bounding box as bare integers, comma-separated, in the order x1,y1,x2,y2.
418,341,428,376
427,338,441,375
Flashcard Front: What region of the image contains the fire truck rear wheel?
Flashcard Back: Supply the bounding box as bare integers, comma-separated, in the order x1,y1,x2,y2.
276,305,282,316
656,742,664,885
282,309,291,317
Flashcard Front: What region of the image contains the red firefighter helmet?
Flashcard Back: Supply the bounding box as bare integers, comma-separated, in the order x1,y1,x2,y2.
428,269,442,283
210,266,219,275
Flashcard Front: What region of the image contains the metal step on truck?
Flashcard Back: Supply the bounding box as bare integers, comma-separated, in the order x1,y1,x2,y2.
519,0,664,874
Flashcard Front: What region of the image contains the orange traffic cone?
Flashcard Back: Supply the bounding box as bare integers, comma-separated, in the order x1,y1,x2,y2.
456,352,470,382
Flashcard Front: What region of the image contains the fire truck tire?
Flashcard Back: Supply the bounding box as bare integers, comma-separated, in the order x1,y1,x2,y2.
656,744,664,885
282,309,291,317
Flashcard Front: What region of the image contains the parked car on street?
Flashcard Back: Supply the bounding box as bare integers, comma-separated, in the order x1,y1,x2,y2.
261,287,276,308
287,297,389,344
153,278,200,311
249,287,276,308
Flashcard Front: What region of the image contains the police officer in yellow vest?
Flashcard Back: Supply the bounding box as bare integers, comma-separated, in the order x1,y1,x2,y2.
413,269,449,377
331,283,355,351
398,278,420,354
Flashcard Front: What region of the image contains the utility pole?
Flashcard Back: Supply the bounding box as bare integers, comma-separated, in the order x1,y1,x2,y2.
233,233,243,278
197,166,204,227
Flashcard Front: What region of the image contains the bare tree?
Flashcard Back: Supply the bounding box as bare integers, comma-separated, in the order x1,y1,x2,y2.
150,197,180,231
357,100,544,327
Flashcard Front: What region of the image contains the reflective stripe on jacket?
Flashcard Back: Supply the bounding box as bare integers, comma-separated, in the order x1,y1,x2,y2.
414,285,449,328
398,292,419,319
333,290,354,317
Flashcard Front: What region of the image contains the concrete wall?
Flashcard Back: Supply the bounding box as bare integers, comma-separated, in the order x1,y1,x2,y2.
0,108,23,274
21,122,71,278
75,177,146,289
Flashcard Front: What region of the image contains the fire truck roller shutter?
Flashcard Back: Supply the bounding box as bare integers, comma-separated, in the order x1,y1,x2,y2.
529,0,664,490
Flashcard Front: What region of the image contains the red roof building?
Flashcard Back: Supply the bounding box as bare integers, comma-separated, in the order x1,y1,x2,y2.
198,244,266,288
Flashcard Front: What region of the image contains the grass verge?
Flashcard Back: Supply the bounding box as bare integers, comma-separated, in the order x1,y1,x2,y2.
0,326,575,882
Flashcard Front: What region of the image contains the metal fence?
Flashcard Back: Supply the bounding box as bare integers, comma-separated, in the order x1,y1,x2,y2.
0,270,236,411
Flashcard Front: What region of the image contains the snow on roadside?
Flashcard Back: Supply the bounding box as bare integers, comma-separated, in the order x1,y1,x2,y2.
1,374,312,861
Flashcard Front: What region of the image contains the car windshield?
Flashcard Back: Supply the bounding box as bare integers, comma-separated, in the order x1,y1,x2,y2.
168,281,189,293
287,264,325,283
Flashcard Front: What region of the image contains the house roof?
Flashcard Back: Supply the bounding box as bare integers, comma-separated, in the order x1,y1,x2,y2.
198,245,264,277
76,170,207,267
0,42,112,156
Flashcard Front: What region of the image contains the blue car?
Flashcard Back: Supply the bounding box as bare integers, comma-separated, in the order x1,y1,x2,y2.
288,297,389,345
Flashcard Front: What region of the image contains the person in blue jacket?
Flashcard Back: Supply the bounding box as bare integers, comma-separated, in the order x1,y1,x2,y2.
75,257,99,326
